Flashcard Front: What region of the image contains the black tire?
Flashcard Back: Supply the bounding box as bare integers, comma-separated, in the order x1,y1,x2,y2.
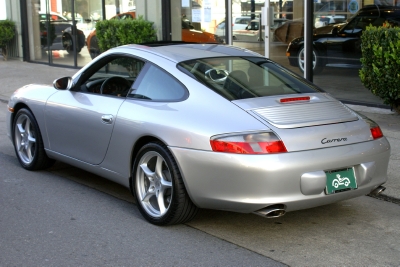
89,48,100,59
63,33,82,54
132,142,198,225
13,108,55,170
89,36,100,59
297,46,324,75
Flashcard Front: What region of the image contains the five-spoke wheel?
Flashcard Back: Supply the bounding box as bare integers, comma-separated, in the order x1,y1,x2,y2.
297,47,323,75
133,142,198,225
13,109,54,170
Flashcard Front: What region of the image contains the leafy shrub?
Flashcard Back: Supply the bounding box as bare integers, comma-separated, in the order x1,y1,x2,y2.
96,16,157,52
359,24,400,111
0,20,16,61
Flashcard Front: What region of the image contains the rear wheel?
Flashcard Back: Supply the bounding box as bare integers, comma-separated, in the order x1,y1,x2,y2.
133,142,198,225
297,47,323,75
13,108,55,170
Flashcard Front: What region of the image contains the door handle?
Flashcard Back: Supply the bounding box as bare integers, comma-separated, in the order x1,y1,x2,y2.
101,114,113,124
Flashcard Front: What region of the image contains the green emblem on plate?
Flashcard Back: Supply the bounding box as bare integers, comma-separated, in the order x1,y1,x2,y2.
325,168,357,194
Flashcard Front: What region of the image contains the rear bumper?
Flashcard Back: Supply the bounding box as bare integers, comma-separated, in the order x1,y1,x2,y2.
170,138,390,213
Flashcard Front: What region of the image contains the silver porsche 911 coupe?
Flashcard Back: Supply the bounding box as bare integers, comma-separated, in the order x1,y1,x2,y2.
6,43,390,225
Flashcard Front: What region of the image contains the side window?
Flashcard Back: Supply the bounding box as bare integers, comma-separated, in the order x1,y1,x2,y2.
343,15,380,34
79,56,145,97
128,64,188,101
120,14,133,20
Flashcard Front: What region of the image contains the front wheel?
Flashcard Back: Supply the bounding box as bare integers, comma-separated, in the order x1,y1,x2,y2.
297,47,324,75
13,108,55,170
63,34,81,54
132,142,198,225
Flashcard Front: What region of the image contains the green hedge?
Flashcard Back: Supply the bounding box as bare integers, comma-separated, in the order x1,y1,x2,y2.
0,20,16,61
359,24,400,111
96,16,157,52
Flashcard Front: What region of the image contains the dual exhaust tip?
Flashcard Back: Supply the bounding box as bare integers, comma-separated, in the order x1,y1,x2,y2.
254,186,386,219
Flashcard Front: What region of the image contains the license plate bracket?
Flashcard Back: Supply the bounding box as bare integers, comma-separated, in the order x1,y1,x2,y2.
325,168,357,195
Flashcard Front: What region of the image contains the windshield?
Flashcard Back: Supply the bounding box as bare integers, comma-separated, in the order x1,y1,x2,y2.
178,57,321,100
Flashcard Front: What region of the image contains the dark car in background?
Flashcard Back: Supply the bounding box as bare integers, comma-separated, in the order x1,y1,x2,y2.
286,5,400,74
39,12,86,54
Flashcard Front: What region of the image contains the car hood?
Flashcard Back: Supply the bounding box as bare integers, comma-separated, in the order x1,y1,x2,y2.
232,93,376,152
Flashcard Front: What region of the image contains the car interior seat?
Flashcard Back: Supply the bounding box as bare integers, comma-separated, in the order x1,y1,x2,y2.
224,70,254,99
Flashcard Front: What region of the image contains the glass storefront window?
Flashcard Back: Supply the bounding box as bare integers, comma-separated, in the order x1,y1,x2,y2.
173,0,224,43
308,0,392,106
24,0,393,107
26,0,104,67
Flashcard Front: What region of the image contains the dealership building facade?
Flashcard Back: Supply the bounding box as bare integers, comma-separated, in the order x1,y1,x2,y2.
1,0,393,107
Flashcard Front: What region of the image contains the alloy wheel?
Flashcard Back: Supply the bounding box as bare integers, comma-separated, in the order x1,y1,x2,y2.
135,151,173,218
14,114,37,165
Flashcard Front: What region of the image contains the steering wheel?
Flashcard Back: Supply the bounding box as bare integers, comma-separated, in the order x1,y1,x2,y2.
99,76,131,95
205,69,229,84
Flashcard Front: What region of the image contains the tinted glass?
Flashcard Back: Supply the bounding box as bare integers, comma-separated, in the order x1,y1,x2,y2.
129,64,188,101
178,57,320,101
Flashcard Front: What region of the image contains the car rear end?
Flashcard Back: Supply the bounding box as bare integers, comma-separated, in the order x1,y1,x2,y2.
174,53,390,216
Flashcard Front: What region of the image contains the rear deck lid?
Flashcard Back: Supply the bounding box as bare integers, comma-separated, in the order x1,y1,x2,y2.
233,93,374,152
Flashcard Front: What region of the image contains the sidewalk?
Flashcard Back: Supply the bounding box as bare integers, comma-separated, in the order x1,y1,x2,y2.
1,58,399,200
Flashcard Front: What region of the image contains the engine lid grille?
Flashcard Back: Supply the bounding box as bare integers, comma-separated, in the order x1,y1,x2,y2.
252,101,358,129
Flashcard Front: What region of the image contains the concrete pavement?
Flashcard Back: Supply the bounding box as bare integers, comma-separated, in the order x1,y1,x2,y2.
0,58,399,201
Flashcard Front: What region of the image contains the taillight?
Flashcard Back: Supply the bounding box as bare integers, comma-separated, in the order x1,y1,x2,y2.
363,116,383,139
210,132,287,154
350,110,384,140
370,125,383,139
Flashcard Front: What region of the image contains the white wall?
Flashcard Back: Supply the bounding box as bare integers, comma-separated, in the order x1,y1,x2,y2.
0,0,6,20
136,0,162,40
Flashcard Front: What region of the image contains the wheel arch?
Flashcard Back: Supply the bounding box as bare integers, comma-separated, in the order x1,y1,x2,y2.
128,136,196,206
11,102,51,152
11,103,55,169
11,102,33,134
128,136,166,193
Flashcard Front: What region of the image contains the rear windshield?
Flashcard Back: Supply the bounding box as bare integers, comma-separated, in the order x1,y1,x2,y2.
178,57,321,100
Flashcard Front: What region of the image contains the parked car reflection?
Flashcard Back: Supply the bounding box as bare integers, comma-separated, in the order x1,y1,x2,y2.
39,11,86,54
286,5,400,74
232,19,288,42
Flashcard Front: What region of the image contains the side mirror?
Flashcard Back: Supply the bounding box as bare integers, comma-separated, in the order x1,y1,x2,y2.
331,27,339,36
53,76,72,90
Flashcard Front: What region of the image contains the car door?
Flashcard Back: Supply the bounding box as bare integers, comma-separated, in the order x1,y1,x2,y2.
45,55,145,165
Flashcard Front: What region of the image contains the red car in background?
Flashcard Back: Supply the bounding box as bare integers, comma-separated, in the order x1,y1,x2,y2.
87,11,218,59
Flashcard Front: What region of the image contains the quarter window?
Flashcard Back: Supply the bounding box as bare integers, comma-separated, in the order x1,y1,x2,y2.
129,64,188,101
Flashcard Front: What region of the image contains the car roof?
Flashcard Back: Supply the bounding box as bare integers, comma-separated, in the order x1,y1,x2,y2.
359,5,400,14
111,43,263,63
